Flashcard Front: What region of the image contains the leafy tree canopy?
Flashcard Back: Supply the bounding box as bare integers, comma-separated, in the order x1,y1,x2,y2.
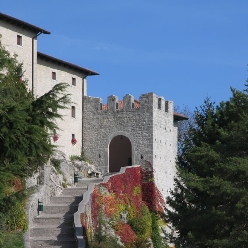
166,87,248,248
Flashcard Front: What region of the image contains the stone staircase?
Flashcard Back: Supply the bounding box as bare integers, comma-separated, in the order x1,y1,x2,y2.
29,178,103,248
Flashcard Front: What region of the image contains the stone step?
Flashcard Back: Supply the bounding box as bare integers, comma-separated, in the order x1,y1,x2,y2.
30,236,76,248
43,204,78,214
30,226,75,237
33,213,73,227
29,185,92,247
78,178,103,185
50,195,83,205
62,187,87,196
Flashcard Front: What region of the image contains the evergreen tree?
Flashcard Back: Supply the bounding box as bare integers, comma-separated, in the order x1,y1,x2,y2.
0,38,71,231
166,88,248,247
0,39,71,180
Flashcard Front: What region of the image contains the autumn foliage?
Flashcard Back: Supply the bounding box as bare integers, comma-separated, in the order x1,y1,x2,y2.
84,164,165,246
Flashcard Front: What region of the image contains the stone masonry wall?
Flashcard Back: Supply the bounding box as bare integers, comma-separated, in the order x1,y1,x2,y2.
83,93,154,175
83,92,177,201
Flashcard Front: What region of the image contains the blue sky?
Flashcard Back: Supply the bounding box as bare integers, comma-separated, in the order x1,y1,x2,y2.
2,1,248,111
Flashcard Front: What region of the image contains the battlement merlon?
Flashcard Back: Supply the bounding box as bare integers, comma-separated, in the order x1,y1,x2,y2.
84,93,174,114
107,95,118,111
84,96,102,112
123,94,134,110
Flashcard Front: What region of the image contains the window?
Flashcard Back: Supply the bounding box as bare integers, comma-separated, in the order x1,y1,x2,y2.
158,98,161,110
71,106,76,118
165,101,169,112
17,35,22,46
52,72,56,80
72,77,76,86
72,134,75,139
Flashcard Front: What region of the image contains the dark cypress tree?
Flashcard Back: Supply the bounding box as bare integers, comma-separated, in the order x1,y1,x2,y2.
166,88,248,248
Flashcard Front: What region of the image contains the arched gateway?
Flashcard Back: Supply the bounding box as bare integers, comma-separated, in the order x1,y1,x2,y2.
109,135,132,172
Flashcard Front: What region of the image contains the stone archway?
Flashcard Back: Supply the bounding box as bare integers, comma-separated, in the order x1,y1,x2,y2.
109,135,132,172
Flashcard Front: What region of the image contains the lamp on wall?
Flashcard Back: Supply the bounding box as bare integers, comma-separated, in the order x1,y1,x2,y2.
38,199,43,213
74,171,79,184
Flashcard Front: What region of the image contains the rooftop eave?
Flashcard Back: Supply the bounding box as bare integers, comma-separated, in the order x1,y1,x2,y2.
0,12,50,34
173,112,189,121
37,52,99,76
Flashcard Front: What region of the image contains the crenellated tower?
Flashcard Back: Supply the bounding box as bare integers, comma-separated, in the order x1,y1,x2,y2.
83,92,181,200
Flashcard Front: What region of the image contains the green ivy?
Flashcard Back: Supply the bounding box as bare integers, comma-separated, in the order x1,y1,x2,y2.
128,205,152,239
133,186,141,196
151,213,169,248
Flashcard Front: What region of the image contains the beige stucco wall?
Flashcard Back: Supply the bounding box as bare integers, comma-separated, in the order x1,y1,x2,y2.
0,20,37,90
37,58,86,158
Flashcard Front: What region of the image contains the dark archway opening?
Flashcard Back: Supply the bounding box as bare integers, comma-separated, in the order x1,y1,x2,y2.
109,135,132,172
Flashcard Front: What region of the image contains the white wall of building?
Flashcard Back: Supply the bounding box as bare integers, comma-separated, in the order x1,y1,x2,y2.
0,20,37,90
37,58,87,158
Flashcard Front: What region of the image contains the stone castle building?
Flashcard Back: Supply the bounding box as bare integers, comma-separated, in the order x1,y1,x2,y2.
0,12,187,200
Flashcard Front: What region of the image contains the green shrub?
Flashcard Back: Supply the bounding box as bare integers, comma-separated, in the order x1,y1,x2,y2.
134,237,150,248
70,151,92,164
50,158,62,171
151,213,169,248
0,191,27,232
129,217,147,237
89,236,122,248
0,231,24,248
128,205,152,239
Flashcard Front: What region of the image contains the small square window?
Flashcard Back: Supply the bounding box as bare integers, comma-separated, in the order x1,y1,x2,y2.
17,35,22,46
52,72,56,80
71,106,76,118
72,77,76,86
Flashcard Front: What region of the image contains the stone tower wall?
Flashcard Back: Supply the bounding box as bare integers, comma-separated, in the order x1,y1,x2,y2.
152,95,177,199
83,92,177,200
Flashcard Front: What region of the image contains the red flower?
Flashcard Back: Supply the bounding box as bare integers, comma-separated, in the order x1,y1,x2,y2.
53,134,59,142
71,138,77,145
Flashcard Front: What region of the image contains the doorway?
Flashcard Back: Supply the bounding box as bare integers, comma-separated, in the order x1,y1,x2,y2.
109,135,132,172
